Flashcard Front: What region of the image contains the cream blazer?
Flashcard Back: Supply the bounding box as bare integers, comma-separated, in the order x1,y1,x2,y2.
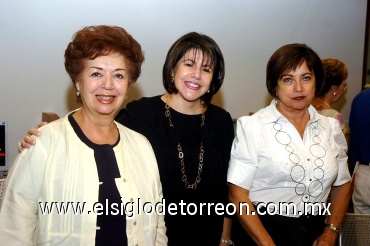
0,112,167,245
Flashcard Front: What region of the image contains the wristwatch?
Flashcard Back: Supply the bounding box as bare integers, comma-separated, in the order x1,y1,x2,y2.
325,223,339,234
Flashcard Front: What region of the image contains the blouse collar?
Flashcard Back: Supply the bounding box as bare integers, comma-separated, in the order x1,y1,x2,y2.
258,99,321,125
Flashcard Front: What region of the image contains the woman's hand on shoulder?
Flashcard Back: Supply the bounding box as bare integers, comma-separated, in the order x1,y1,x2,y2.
18,122,47,153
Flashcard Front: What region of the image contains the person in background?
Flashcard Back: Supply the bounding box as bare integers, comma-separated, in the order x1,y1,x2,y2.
311,58,350,141
0,25,167,245
19,32,234,246
348,88,370,214
227,43,351,246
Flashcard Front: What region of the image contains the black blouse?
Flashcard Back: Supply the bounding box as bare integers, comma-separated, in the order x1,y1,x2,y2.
115,95,234,246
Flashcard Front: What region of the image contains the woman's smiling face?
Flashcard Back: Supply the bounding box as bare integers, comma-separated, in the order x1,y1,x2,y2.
171,49,213,103
76,53,129,117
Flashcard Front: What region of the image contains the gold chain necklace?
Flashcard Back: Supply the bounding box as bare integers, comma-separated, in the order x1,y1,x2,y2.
164,94,205,189
316,98,331,108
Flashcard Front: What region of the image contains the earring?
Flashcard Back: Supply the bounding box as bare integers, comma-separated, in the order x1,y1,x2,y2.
76,91,80,96
207,90,210,93
333,92,336,96
171,78,174,83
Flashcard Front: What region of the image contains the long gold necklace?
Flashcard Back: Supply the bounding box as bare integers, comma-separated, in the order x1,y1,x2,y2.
164,94,205,189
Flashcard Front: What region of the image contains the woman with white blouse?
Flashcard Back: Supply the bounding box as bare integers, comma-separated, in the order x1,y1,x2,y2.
227,43,351,246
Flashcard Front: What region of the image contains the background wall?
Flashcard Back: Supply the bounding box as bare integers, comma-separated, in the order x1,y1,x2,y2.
0,0,367,169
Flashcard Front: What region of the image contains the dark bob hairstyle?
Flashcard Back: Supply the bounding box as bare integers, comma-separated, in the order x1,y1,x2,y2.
64,25,144,93
266,43,325,98
162,32,225,103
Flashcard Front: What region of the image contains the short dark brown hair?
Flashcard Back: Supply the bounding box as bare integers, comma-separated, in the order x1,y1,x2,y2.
317,58,348,97
162,32,225,103
64,25,144,87
266,43,324,97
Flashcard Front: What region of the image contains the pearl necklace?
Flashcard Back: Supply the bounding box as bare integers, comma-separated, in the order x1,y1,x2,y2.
164,94,206,189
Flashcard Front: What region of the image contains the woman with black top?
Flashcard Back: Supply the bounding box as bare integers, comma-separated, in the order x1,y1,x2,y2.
20,32,235,246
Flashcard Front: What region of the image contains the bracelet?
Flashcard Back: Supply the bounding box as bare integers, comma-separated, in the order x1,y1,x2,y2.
220,239,234,245
325,223,339,234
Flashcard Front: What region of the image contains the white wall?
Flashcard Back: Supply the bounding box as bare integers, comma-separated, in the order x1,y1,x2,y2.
0,0,367,169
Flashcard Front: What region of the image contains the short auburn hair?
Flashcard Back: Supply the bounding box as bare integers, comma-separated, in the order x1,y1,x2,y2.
317,58,348,97
64,25,144,86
